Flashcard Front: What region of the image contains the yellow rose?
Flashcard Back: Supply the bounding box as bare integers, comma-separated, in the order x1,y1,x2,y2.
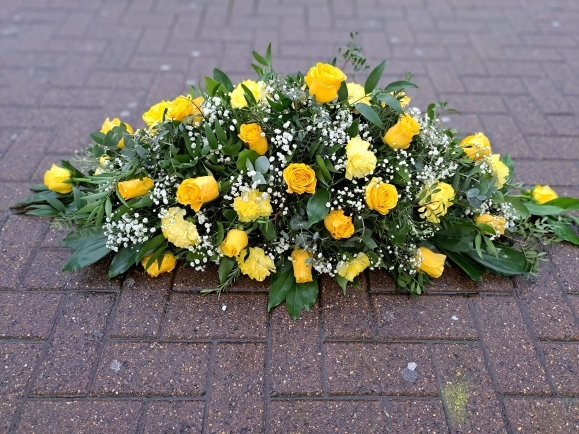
166,95,194,122
291,249,314,283
283,163,316,194
532,185,558,204
176,176,219,212
475,214,506,235
141,253,177,277
365,178,398,215
220,229,249,257
189,96,205,125
100,117,134,149
345,136,376,181
383,114,420,150
488,154,509,189
238,123,268,155
44,164,72,194
230,80,265,109
143,100,170,127
237,247,276,281
418,182,455,224
232,189,272,222
346,82,370,106
305,62,347,104
460,132,492,162
337,252,370,282
161,207,199,248
416,246,445,278
118,177,154,200
324,209,355,240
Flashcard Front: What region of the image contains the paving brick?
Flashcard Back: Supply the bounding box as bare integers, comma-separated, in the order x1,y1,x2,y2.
504,398,579,433
40,225,69,247
367,269,398,293
172,264,220,292
0,214,47,289
0,292,61,339
40,88,111,108
432,343,506,433
516,263,578,340
93,342,210,397
270,305,322,396
428,266,480,293
0,130,46,181
541,342,579,396
321,275,373,339
438,94,507,114
163,292,267,340
472,296,550,394
0,343,44,432
461,76,527,95
269,400,386,433
504,95,555,135
514,160,579,186
23,248,121,290
372,295,477,340
16,400,142,434
479,114,534,158
527,136,579,160
207,343,266,433
325,343,437,396
388,399,449,433
427,61,466,93
144,400,205,434
31,292,115,397
110,269,169,338
550,242,579,294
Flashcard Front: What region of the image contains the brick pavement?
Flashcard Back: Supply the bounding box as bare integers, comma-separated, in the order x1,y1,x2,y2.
1,0,579,432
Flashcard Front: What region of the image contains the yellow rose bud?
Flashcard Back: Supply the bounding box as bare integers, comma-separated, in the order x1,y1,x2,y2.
161,207,200,248
418,182,455,224
324,209,355,240
143,100,170,127
118,177,154,200
305,62,347,104
475,214,506,235
346,82,370,107
488,154,509,189
532,185,558,204
232,189,272,222
460,132,492,162
291,249,314,283
166,95,195,122
176,176,219,212
44,164,72,194
344,136,376,180
365,178,399,215
337,252,370,282
238,123,268,155
237,247,276,281
283,163,317,194
100,117,134,149
141,253,177,277
383,114,420,150
230,80,265,109
416,246,446,278
220,229,249,257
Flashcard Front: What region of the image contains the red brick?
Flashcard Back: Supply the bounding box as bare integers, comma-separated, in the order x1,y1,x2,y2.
92,342,210,397
542,343,579,396
143,401,205,434
388,399,448,433
207,343,266,433
550,242,579,294
504,398,579,433
0,292,61,339
172,265,220,292
325,343,437,396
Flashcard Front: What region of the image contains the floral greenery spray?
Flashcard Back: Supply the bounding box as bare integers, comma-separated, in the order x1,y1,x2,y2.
20,35,579,319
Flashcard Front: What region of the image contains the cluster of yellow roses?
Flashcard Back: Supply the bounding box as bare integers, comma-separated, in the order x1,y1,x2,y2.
143,95,204,127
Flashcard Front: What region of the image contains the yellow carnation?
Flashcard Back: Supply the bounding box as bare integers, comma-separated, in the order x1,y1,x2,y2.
305,62,346,104
383,114,420,150
365,178,398,215
488,154,509,189
460,132,492,162
100,117,134,149
141,253,177,277
44,164,72,194
337,252,370,282
418,182,455,224
161,207,199,248
416,246,445,278
232,189,272,222
475,214,506,235
237,247,276,281
346,82,370,106
532,185,558,204
345,136,377,180
230,80,265,109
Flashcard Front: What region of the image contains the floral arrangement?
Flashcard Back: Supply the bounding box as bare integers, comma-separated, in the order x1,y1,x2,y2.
19,42,579,318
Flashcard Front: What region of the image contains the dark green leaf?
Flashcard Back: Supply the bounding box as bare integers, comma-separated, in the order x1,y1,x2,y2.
545,197,579,210
382,80,418,93
377,93,403,114
218,257,236,284
335,275,348,294
205,76,223,96
504,196,530,219
524,202,565,216
355,103,384,128
364,60,386,94
268,260,295,311
214,119,229,144
337,81,348,102
346,118,360,138
213,68,234,92
307,188,330,227
465,245,530,276
204,123,218,149
240,83,257,105
315,155,331,182
236,149,260,172
439,248,484,281
139,234,167,258
62,226,105,249
551,221,579,245
62,235,109,271
108,244,143,279
252,50,268,66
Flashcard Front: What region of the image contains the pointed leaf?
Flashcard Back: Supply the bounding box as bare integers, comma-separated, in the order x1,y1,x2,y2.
307,188,330,227
364,60,386,94
355,103,384,128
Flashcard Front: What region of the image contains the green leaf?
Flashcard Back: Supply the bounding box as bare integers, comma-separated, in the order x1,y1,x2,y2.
364,60,386,94
285,277,319,320
62,226,105,249
335,275,348,294
268,260,295,311
439,248,484,281
551,221,579,245
465,245,530,276
355,103,384,128
377,93,403,114
62,235,109,271
44,193,66,214
383,80,418,94
139,234,166,258
214,119,229,144
223,209,237,221
255,156,270,173
218,257,236,284
205,76,223,96
524,202,565,216
252,50,268,66
359,235,378,249
544,197,579,210
307,188,330,227
265,43,272,64
108,244,143,279
315,155,331,182
240,83,257,105
337,81,348,102
474,233,483,258
346,118,360,138
213,68,234,92
502,154,514,184
204,123,218,149
216,222,225,246
504,196,530,219
26,205,59,217
236,149,260,172
260,221,277,241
